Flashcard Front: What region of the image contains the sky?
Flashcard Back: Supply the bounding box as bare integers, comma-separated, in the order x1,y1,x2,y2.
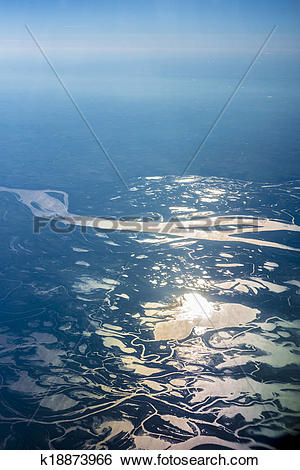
0,0,300,58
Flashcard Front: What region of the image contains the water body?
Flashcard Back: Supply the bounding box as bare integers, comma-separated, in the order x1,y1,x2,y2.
0,31,300,448
0,177,299,449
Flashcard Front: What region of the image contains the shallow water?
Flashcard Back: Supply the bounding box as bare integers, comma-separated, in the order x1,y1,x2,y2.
0,176,299,449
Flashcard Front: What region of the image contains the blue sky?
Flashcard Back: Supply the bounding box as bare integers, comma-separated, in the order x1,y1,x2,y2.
0,0,299,33
0,0,299,57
